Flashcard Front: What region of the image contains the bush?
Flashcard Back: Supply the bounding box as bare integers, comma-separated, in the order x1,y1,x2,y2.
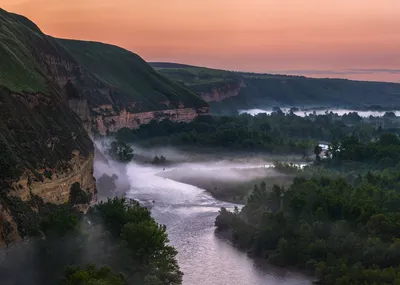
69,182,90,205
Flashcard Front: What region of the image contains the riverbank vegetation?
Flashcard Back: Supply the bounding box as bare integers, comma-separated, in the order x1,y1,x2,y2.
1,197,182,285
115,112,384,155
216,132,400,284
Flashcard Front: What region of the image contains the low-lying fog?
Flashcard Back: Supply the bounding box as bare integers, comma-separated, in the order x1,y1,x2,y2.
95,141,304,202
94,141,312,285
0,141,311,285
240,108,400,117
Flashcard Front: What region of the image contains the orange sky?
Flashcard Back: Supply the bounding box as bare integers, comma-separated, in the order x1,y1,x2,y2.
2,0,400,82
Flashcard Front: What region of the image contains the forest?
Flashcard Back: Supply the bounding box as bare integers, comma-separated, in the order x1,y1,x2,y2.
1,194,181,285
114,111,390,156
216,132,400,285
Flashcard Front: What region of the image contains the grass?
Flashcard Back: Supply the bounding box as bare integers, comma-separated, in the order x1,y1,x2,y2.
58,40,208,110
0,9,47,93
150,62,238,93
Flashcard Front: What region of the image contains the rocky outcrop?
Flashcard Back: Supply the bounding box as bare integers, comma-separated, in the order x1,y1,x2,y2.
0,88,96,247
198,81,244,103
0,152,96,248
94,106,210,135
9,151,96,205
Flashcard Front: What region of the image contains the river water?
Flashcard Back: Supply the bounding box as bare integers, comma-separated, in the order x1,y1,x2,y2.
96,157,313,285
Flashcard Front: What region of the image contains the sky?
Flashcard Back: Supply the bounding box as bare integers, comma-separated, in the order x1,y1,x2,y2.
2,0,400,82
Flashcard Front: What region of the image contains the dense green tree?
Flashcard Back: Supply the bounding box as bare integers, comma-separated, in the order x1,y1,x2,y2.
62,264,127,285
215,175,400,285
114,112,384,155
107,141,134,162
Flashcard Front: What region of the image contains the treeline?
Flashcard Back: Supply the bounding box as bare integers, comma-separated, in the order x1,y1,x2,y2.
115,113,379,155
215,175,400,285
1,196,181,285
319,133,400,171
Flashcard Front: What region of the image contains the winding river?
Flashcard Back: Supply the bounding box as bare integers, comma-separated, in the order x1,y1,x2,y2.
96,156,313,285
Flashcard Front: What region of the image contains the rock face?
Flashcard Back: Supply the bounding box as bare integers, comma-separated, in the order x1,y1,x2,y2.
9,152,96,205
0,89,96,247
199,82,243,103
95,106,210,135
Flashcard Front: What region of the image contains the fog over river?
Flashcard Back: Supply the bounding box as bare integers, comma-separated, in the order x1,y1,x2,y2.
240,108,400,117
95,145,313,285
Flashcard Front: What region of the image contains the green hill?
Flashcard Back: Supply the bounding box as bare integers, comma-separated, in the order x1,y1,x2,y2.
0,9,49,93
58,40,207,111
151,62,400,114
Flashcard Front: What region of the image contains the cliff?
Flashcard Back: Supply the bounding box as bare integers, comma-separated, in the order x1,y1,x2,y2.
199,81,243,103
150,62,400,114
0,9,96,246
95,106,209,135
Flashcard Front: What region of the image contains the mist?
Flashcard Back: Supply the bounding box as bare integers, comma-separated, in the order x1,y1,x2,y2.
0,141,304,285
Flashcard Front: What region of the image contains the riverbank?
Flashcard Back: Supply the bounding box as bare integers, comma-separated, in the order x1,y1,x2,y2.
214,228,317,283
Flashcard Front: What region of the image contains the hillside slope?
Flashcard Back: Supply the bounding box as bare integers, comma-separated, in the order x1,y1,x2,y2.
58,39,207,111
151,62,400,114
0,8,96,246
0,8,208,246
56,40,209,134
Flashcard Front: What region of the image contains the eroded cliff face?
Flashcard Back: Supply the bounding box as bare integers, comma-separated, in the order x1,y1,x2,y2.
10,151,96,205
94,106,210,135
0,152,96,248
199,81,244,103
0,88,96,247
41,51,210,135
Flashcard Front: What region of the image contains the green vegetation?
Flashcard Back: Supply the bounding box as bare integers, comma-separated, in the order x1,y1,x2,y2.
151,62,400,114
62,265,127,285
215,133,400,284
107,141,134,162
1,197,182,285
152,155,167,165
69,182,92,205
87,197,182,284
116,112,380,155
320,133,400,172
150,62,238,93
59,40,208,111
216,175,400,285
0,9,47,93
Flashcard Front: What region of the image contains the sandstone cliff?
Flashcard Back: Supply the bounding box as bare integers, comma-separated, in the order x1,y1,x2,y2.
94,106,210,135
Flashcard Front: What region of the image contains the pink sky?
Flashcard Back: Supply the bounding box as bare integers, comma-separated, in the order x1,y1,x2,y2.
3,0,400,82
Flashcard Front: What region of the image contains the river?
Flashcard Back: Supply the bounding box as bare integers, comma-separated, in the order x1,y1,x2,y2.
96,155,313,285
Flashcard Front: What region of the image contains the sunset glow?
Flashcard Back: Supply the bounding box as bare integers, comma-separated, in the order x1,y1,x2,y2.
2,0,400,82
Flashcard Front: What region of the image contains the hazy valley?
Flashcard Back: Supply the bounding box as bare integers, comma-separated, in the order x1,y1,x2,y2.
2,6,400,285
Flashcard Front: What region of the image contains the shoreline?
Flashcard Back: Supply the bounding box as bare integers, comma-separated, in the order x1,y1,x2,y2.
214,229,318,283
